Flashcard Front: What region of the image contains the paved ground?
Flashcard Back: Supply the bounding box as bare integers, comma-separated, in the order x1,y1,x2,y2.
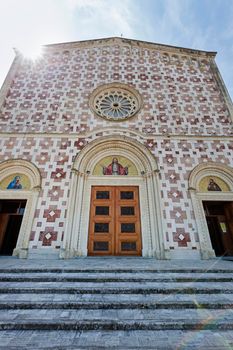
0,256,232,270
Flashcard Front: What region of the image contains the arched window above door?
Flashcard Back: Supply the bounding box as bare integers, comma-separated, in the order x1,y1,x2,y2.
188,162,233,259
189,162,233,193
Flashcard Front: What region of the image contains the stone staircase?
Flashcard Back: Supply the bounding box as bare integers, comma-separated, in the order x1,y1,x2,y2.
0,257,233,349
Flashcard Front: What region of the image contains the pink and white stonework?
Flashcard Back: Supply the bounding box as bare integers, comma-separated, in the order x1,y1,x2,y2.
0,37,232,259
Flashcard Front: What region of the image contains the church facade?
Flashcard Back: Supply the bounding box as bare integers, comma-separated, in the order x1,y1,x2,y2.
0,37,232,260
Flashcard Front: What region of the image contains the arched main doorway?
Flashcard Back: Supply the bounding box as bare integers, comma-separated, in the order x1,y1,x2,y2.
61,136,165,259
189,162,233,259
0,159,41,258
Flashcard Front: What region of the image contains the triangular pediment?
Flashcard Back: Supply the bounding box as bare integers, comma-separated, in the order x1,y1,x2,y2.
43,37,216,58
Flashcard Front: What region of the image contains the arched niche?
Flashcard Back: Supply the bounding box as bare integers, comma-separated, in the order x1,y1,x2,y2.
0,159,41,258
61,135,167,259
189,162,233,259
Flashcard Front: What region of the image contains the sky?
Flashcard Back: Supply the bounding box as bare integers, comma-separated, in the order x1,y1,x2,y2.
0,0,232,99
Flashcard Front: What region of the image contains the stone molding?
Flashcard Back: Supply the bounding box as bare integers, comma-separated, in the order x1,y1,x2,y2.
73,135,159,174
43,37,216,58
189,162,233,191
0,128,232,141
61,135,167,259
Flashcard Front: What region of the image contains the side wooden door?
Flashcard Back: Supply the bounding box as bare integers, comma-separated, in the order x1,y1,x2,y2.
0,214,9,252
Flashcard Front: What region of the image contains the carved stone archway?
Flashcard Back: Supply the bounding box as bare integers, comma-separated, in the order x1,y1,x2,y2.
0,159,41,258
61,135,167,259
189,162,233,259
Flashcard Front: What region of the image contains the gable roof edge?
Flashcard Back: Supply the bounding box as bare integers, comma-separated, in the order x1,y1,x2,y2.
42,37,217,58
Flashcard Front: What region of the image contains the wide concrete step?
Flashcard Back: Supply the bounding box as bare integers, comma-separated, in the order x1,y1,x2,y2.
1,329,233,349
1,273,233,282
1,299,232,332
1,286,233,295
1,292,233,303
0,307,233,320
0,318,233,331
0,300,232,310
0,268,233,273
0,280,233,294
0,278,233,287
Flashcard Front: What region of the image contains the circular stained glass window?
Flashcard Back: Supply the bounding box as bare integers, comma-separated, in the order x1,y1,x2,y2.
90,84,142,121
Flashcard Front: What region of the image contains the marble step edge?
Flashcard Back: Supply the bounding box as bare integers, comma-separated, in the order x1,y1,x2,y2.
1,277,233,282
0,268,233,274
0,287,233,294
0,320,232,331
0,301,232,310
2,282,233,288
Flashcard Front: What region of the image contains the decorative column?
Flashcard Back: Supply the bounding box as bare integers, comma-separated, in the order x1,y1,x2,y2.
152,169,170,259
13,186,41,259
189,188,215,259
145,169,168,259
60,169,80,258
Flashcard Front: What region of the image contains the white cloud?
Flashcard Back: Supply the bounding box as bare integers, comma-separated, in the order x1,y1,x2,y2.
66,0,105,10
0,0,138,86
64,0,136,39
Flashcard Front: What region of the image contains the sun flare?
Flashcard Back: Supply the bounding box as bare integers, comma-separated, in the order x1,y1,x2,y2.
19,44,43,61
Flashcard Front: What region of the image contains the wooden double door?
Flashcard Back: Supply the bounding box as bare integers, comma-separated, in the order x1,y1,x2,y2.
88,186,142,256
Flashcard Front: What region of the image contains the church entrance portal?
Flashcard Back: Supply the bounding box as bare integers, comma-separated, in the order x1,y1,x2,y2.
0,200,27,255
88,186,142,256
203,201,233,257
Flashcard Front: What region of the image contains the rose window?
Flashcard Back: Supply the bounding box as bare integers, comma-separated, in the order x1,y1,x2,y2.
90,85,141,121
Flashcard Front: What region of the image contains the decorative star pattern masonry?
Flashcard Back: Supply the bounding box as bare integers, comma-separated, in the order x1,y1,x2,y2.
0,38,232,252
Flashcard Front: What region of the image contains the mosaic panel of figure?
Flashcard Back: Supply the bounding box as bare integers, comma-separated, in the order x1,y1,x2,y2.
0,174,31,190
199,176,230,192
93,156,138,176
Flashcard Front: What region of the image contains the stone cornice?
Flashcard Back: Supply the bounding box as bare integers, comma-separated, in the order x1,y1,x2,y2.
43,37,216,58
0,131,232,141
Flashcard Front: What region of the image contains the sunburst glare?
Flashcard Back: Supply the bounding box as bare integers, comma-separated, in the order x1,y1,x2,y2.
20,44,43,61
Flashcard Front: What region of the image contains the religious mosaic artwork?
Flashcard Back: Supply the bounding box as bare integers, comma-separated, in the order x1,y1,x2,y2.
0,174,31,190
93,156,138,176
207,178,222,191
103,158,128,175
7,175,22,189
199,176,230,192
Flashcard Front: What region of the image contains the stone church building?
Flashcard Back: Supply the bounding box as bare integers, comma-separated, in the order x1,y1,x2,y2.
0,37,232,260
